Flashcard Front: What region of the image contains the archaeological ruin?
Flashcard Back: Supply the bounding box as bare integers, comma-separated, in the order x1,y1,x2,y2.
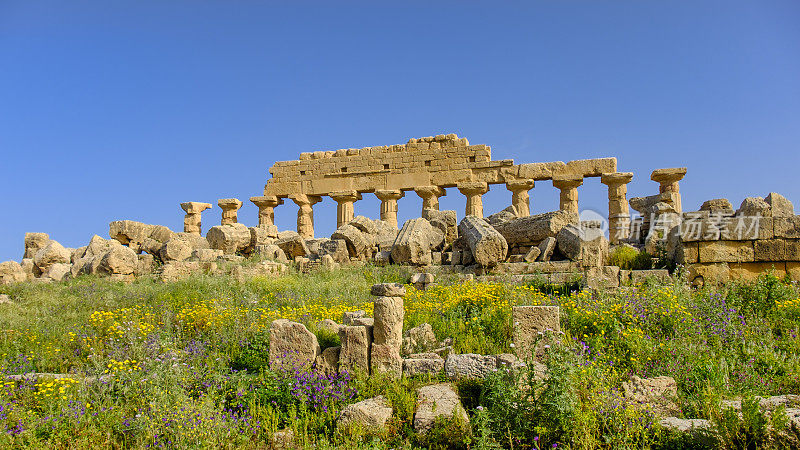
1,133,798,288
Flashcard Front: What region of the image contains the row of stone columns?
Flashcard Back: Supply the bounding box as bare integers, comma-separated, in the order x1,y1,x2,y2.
183,172,642,243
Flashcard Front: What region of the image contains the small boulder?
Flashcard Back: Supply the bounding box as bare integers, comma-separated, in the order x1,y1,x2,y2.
33,240,71,272
268,319,321,370
0,261,26,285
370,283,406,297
444,353,497,379
413,384,470,433
206,223,251,255
336,395,393,433
765,192,794,217
402,323,437,355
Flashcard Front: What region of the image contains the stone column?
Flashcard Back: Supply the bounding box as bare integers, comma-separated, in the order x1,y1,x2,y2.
600,172,634,244
249,195,283,228
457,182,489,218
180,202,212,235
290,194,322,239
505,179,535,217
651,168,687,214
552,175,584,215
414,186,446,213
217,198,243,225
375,189,404,228
330,190,362,229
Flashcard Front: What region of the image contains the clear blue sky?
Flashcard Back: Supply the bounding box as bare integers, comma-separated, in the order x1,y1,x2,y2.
1,1,799,262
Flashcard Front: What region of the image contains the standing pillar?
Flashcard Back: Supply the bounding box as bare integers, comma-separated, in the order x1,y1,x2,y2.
505,179,535,217
600,172,634,244
413,186,446,214
552,175,584,215
330,190,362,228
651,168,687,214
250,195,283,228
217,198,243,225
180,202,212,235
290,194,321,239
375,189,404,228
457,182,489,218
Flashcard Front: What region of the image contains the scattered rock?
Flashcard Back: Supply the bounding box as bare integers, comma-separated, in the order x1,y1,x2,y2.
33,240,71,272
338,325,371,374
444,353,497,379
537,237,557,262
370,283,406,297
458,216,508,267
268,319,321,370
0,261,26,285
413,383,470,433
494,210,579,246
403,356,445,377
206,223,251,255
622,375,679,416
391,218,444,266
337,395,393,433
402,323,438,355
314,346,340,377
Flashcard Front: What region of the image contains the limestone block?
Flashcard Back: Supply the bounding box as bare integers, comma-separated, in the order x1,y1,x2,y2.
524,246,541,263
338,325,371,375
331,224,370,259
318,239,350,264
275,233,309,259
700,199,734,214
391,218,444,266
444,353,497,379
248,226,275,250
336,396,393,433
43,263,71,282
563,157,617,177
698,241,754,263
736,197,772,217
538,237,557,262
403,357,445,377
371,283,406,297
23,232,50,259
687,263,730,286
725,216,773,240
493,210,579,246
622,375,679,417
413,384,470,433
0,261,26,285
511,306,560,360
787,262,800,281
629,269,671,284
254,244,288,262
370,343,402,378
342,310,366,325
206,223,251,255
136,253,155,276
585,266,621,289
486,207,518,227
314,346,340,377
785,240,800,261
729,262,786,282
517,161,566,180
754,239,786,261
774,216,800,239
269,319,321,370
109,220,175,255
33,240,71,272
765,192,794,217
422,209,458,244
98,245,138,276
457,216,508,267
676,242,699,264
373,296,404,348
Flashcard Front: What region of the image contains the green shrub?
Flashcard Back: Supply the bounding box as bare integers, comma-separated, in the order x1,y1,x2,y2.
228,331,270,372
609,245,640,270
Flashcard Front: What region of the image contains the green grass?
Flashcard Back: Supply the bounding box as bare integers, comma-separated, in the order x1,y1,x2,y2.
0,264,798,448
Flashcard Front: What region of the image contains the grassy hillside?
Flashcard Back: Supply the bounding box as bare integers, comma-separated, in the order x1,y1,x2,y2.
0,264,798,448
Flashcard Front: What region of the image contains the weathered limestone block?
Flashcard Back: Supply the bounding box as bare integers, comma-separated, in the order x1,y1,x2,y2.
700,198,734,214
729,262,786,282
331,224,370,259
511,306,560,360
20,259,36,281
402,323,437,355
136,254,155,276
537,237,557,262
254,244,288,262
318,239,349,264
413,384,470,433
651,167,687,213
217,198,243,225
338,325,371,374
556,225,609,267
422,209,458,244
444,353,498,379
564,157,617,177
160,233,210,262
330,191,362,229
206,223,251,255
336,396,393,433
411,272,434,290
585,266,621,289
403,355,445,377
676,241,700,264
774,216,800,239
98,245,138,276
314,346,340,377
371,283,406,297
754,239,786,261
342,310,366,325
109,220,174,255
33,240,71,272
736,197,771,217
623,375,679,416
630,269,671,284
373,220,400,251
248,226,276,250
275,232,309,259
0,261,26,285
698,241,754,263
493,210,579,246
373,296,404,347
23,233,50,259
486,206,518,227
180,202,212,235
391,218,444,266
458,216,508,267
43,263,71,282
269,319,321,370
370,343,402,378
765,192,794,217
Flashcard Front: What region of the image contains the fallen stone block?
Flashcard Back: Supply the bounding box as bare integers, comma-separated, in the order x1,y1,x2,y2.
413,383,470,433
338,325,371,375
0,261,27,285
493,210,579,246
458,216,508,267
391,218,444,266
511,306,560,361
403,356,445,377
444,353,497,379
336,396,393,433
206,223,251,255
269,319,321,371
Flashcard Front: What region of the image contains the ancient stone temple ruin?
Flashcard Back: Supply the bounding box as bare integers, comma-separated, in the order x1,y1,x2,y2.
2,133,799,288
